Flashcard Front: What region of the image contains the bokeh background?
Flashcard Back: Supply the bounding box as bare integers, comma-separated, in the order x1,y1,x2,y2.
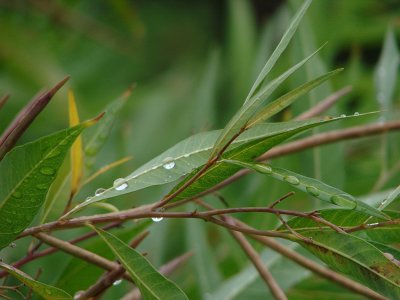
1,0,400,299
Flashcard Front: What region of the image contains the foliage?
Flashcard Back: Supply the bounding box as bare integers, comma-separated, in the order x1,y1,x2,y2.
0,1,400,299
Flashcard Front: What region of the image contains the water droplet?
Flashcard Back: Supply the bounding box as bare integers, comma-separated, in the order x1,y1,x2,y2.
162,157,175,170
40,167,55,176
306,186,320,196
47,149,61,158
354,112,359,116
330,194,357,209
74,291,84,300
13,191,22,198
36,183,48,190
340,114,346,118
254,164,272,174
95,188,106,196
113,178,128,191
113,279,122,286
84,196,92,202
284,175,300,185
152,217,164,222
9,242,16,248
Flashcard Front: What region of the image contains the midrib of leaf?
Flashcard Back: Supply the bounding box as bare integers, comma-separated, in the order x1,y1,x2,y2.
297,231,400,288
0,128,78,211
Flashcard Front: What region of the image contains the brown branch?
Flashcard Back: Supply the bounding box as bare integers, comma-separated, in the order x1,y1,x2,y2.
295,86,352,120
226,218,287,300
195,200,386,300
345,219,400,234
0,94,10,112
0,222,122,279
33,233,134,283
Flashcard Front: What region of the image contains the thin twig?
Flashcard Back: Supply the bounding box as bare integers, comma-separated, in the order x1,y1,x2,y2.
295,86,352,120
268,192,295,208
226,218,287,300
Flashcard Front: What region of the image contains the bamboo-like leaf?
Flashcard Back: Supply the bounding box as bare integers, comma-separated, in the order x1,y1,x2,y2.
378,184,400,210
223,160,388,220
290,230,400,299
64,115,353,217
68,89,83,197
0,77,69,161
84,87,133,169
0,116,100,250
247,68,343,127
244,0,312,104
91,226,189,300
210,44,325,158
0,261,71,299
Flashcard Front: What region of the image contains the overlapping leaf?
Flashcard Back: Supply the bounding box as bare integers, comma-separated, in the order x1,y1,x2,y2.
0,262,71,299
0,117,99,250
91,226,188,300
223,160,388,219
65,115,355,217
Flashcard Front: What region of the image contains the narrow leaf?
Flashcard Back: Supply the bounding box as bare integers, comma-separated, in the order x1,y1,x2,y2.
68,89,83,197
247,68,343,127
91,226,189,300
0,76,69,161
293,230,400,299
0,116,100,250
244,0,312,104
85,86,133,169
65,115,352,217
211,43,325,157
378,184,400,210
223,160,389,220
0,261,72,299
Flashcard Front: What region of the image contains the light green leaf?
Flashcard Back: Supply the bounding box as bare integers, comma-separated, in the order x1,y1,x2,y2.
211,43,325,157
91,226,189,300
84,88,132,169
244,0,312,104
0,117,98,250
247,68,343,127
0,261,72,299
65,115,353,217
293,230,400,299
223,160,388,220
378,184,400,210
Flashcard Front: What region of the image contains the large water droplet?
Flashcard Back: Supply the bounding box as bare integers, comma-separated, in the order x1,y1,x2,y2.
254,164,272,174
95,188,106,196
162,157,175,170
152,217,164,222
113,279,122,286
340,114,346,117
354,112,360,116
306,186,320,196
113,178,128,191
40,167,55,176
85,196,92,202
284,175,300,185
330,194,357,209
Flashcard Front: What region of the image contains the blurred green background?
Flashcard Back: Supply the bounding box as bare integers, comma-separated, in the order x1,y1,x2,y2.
1,0,400,299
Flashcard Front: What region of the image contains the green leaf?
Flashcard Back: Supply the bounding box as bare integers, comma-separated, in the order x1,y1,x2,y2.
0,117,98,250
66,115,353,217
378,185,400,210
223,160,388,220
211,43,324,157
247,68,343,127
0,261,72,299
293,230,400,299
244,0,312,104
91,226,189,300
84,88,132,169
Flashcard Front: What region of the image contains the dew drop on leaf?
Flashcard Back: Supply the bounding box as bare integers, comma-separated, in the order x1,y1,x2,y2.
330,194,357,209
113,279,122,286
113,178,128,191
340,114,346,117
162,157,175,170
254,164,272,174
152,217,164,222
284,175,300,185
85,196,92,202
354,112,359,116
95,188,106,196
306,186,320,196
40,167,55,176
